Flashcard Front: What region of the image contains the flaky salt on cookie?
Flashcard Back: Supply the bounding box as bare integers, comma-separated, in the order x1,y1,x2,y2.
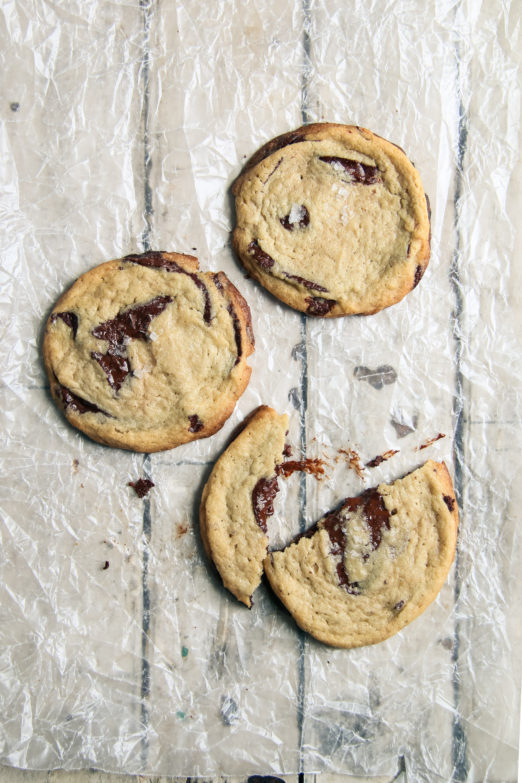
264,461,458,648
43,251,254,451
200,406,288,607
233,123,430,317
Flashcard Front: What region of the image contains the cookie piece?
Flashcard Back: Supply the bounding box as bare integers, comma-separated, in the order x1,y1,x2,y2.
199,406,289,607
233,123,430,316
264,461,458,648
43,251,254,451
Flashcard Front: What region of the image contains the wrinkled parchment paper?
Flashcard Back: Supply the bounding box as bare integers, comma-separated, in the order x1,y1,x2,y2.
1,1,521,779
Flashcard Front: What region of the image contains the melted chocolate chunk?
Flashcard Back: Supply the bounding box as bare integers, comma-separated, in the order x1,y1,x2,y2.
280,205,310,231
125,253,212,324
275,458,325,478
284,273,328,292
128,478,155,498
92,295,172,348
319,156,381,184
252,476,279,534
247,240,275,269
342,490,391,551
443,494,456,512
188,414,204,433
305,296,336,316
51,311,79,338
413,265,424,288
227,304,242,364
319,489,391,593
91,350,131,393
59,384,107,416
321,512,361,594
393,600,405,612
366,449,399,468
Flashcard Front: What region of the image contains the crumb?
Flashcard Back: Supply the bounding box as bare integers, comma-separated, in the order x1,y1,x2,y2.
128,478,154,498
337,448,365,479
417,433,446,451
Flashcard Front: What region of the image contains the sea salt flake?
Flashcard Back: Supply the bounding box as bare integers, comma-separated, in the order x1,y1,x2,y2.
288,203,307,225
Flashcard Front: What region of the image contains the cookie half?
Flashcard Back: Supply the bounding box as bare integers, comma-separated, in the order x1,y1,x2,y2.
199,406,288,607
43,251,254,451
264,461,458,648
233,123,430,316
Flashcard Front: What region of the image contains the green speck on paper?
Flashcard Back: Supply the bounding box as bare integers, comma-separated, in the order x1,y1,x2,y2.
181,646,189,658
177,710,185,720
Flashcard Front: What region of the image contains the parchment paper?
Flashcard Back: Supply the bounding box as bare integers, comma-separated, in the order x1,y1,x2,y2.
1,0,521,780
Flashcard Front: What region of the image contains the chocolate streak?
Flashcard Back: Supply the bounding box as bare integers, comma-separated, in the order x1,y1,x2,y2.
59,384,108,416
252,476,279,534
284,273,328,292
247,240,275,269
91,295,173,392
305,296,336,316
321,489,390,593
319,156,381,184
51,311,79,339
227,304,242,364
92,295,173,347
125,252,212,325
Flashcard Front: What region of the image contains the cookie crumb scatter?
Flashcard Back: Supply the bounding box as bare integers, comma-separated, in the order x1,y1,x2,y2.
366,449,399,468
418,432,446,450
128,478,154,498
337,448,365,479
275,457,327,479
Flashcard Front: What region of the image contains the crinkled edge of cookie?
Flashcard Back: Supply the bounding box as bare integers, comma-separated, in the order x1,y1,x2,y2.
43,251,255,452
199,405,288,607
232,123,431,317
263,460,458,648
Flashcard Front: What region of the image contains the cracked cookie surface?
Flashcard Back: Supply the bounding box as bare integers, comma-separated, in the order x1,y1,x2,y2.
264,461,458,647
43,251,254,451
233,123,430,317
199,406,288,607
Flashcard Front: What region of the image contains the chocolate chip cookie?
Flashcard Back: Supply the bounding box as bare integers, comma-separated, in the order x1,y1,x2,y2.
233,123,430,316
43,251,254,451
199,406,288,607
264,461,458,647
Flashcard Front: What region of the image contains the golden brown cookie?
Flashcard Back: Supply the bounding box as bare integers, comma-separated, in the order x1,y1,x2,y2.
199,406,288,607
233,123,430,316
264,461,458,647
43,251,254,451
